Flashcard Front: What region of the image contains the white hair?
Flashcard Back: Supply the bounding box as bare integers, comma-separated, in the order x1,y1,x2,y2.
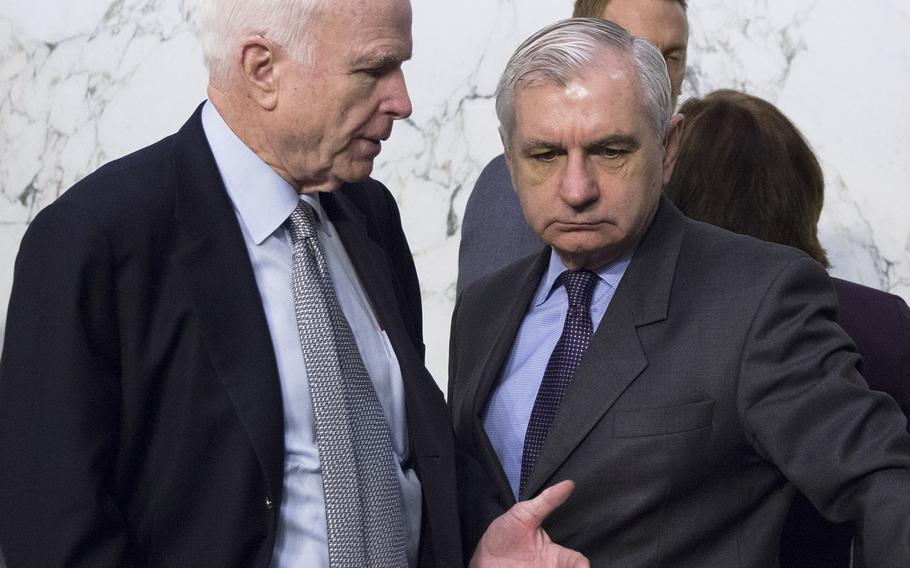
496,18,673,146
199,0,327,84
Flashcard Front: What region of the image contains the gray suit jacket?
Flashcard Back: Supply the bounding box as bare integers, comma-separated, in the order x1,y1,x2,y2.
457,154,540,293
449,198,910,567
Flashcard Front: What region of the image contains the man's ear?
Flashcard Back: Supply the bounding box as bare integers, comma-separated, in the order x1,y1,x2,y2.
661,113,684,185
239,35,279,111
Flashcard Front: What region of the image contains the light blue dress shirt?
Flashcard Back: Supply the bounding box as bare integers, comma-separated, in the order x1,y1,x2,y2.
201,102,421,567
483,248,633,500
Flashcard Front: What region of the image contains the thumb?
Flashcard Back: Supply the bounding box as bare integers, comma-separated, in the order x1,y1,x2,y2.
514,479,576,528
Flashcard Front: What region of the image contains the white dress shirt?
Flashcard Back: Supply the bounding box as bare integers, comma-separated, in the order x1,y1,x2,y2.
201,101,421,567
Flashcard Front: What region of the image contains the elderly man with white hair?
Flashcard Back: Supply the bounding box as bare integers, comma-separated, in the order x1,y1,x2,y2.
0,1,584,567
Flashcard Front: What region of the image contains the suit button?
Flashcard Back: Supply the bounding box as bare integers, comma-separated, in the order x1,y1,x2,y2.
265,497,273,509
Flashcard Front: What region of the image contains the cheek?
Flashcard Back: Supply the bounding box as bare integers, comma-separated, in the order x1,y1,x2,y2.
515,187,549,231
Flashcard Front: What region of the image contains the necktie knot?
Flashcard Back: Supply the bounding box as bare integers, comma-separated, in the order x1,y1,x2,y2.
558,269,597,311
286,201,318,244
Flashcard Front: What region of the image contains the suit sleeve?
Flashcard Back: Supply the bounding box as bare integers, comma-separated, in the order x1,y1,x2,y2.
736,256,910,567
0,202,135,567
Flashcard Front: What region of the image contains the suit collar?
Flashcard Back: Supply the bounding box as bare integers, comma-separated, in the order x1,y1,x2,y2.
200,101,299,245
534,247,634,308
624,196,686,325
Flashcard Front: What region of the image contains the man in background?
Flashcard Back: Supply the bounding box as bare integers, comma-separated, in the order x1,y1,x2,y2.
457,0,688,293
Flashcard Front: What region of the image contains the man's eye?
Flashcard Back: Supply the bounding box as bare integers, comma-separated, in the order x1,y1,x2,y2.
532,151,559,162
595,147,625,159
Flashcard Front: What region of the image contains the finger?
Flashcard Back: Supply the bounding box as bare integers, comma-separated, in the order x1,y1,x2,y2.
517,479,576,527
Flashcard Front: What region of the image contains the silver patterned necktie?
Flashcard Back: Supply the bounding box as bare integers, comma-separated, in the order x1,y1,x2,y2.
286,200,408,568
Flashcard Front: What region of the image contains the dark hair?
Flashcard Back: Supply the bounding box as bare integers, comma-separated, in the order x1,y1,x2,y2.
573,0,688,18
665,89,829,267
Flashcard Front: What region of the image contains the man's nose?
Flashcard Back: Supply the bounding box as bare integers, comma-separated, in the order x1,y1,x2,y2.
384,69,413,120
559,153,598,208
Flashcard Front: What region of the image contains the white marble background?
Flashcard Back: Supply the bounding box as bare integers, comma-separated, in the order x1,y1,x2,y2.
2,0,909,390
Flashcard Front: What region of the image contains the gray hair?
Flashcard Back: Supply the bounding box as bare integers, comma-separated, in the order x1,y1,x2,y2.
200,0,326,84
496,18,672,146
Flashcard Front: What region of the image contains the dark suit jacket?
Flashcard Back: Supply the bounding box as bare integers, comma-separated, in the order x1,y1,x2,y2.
449,198,910,567
0,105,462,567
780,278,910,568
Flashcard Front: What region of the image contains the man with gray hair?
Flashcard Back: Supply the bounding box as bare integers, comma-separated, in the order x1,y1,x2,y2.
0,1,578,566
457,0,689,294
449,17,910,566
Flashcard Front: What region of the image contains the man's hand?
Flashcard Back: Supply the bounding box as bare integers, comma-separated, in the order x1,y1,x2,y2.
469,480,590,568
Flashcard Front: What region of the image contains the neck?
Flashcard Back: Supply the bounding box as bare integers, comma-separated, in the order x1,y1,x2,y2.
208,85,339,194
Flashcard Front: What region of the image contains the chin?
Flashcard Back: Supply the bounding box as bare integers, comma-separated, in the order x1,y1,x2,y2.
550,231,613,254
335,161,375,184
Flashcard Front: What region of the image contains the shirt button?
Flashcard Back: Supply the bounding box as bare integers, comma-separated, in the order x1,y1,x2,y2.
265,497,273,509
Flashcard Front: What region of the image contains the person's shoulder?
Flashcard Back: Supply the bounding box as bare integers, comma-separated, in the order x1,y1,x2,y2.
19,129,190,267
671,216,833,308
459,248,545,305
468,154,512,205
476,154,509,184
681,216,812,273
53,132,181,222
832,277,910,328
832,277,907,308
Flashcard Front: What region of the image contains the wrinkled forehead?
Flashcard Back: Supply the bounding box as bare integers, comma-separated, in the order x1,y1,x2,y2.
512,58,650,137
514,50,646,112
516,42,638,92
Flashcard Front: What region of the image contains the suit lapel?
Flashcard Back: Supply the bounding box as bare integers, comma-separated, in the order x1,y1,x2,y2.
320,192,402,350
523,198,687,497
467,249,551,504
319,190,435,457
171,106,285,503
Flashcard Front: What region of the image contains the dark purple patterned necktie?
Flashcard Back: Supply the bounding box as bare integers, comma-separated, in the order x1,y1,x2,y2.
519,269,598,498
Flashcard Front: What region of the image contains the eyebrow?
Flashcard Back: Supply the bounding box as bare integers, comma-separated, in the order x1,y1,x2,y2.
586,134,640,151
519,134,640,156
519,139,562,154
359,50,410,69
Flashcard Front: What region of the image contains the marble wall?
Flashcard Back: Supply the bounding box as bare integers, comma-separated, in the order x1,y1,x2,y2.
2,0,909,388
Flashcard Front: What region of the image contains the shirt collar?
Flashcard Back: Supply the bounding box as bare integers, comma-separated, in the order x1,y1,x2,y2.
201,100,301,245
533,246,635,307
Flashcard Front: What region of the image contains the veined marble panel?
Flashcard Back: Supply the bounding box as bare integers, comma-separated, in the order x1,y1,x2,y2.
1,0,908,389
